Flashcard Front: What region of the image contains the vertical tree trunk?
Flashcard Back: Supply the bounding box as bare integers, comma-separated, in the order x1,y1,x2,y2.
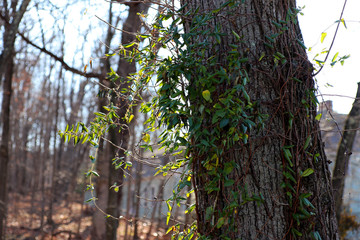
180,1,338,239
47,69,62,228
105,2,150,240
332,82,360,222
0,57,14,240
0,0,31,81
91,3,115,239
0,1,31,238
132,160,143,240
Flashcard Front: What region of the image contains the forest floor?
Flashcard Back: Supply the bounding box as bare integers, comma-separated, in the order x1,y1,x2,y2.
5,193,171,240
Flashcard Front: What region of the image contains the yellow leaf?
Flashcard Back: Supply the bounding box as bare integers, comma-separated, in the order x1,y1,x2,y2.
341,18,347,29
128,114,134,123
320,32,327,43
202,90,211,101
142,133,150,143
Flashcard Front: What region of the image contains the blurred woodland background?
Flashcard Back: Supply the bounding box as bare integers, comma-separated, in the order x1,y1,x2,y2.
0,1,191,239
1,0,360,240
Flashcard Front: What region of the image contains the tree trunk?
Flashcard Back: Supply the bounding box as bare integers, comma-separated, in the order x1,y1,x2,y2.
0,0,31,82
132,160,143,240
332,82,360,222
47,69,62,229
180,1,338,239
105,2,150,240
0,1,31,238
0,56,14,240
91,3,115,239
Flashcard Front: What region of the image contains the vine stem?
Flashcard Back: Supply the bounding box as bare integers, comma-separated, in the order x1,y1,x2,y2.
312,0,348,77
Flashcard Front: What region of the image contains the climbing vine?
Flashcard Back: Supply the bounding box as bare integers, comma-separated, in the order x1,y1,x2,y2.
60,1,339,239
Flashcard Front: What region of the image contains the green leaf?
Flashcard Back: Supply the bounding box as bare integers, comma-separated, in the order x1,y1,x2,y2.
232,30,240,40
315,113,322,121
301,168,314,177
82,134,89,144
223,162,234,175
304,136,311,150
332,52,339,62
283,148,293,167
216,217,226,228
224,179,234,187
320,32,327,43
311,231,322,240
94,112,106,117
291,228,303,237
296,39,306,49
202,90,211,101
85,197,94,203
90,170,100,177
258,52,266,61
75,123,80,133
89,155,95,163
219,118,230,128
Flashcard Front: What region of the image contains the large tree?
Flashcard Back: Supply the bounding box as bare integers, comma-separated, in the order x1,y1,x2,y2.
156,0,339,239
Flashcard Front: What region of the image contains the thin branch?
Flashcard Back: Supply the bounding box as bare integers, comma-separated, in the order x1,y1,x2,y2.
18,31,102,79
312,0,348,77
0,12,102,79
95,15,137,36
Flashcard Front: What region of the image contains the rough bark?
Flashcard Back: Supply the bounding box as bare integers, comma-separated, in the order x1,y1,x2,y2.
0,56,14,240
180,1,338,239
332,82,360,223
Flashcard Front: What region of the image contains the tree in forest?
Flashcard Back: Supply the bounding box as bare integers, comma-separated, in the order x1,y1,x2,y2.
135,0,339,239
332,82,360,223
90,2,150,240
62,0,340,239
0,0,31,238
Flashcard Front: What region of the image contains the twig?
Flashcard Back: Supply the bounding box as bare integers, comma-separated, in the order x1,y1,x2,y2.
312,0,348,77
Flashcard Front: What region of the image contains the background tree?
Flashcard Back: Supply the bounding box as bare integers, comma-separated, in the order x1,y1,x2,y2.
332,82,360,222
0,1,31,238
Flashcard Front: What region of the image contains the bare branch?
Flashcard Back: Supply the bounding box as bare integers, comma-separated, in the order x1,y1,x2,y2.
18,31,102,79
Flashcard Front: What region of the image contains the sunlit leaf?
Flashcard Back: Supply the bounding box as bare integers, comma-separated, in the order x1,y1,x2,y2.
331,52,339,62
128,114,134,123
301,168,314,177
142,133,150,143
341,18,347,29
202,90,211,101
315,113,322,121
320,32,327,43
